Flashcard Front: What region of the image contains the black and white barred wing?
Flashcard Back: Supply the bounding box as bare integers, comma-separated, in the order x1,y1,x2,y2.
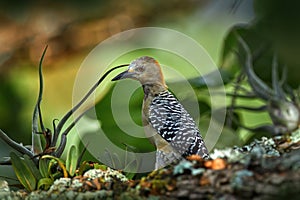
148,91,209,158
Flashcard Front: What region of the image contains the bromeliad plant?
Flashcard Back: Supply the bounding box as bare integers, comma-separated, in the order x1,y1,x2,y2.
0,46,129,191
236,36,300,135
9,145,77,191
222,30,300,136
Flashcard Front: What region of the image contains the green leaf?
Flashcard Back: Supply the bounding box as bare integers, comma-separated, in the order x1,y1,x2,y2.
10,152,36,191
95,85,154,153
66,145,78,177
47,159,56,179
39,158,49,178
23,154,42,180
103,148,115,168
77,161,92,176
123,159,138,180
183,68,233,88
220,24,249,69
112,153,122,169
125,172,136,180
37,177,53,190
41,155,68,178
93,163,107,171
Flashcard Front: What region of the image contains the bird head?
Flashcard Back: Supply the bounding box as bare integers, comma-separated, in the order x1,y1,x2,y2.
112,56,167,88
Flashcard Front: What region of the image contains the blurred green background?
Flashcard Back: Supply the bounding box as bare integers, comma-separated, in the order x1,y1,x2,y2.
0,0,299,175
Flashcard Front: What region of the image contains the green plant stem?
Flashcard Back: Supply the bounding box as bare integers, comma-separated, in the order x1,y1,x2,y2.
237,35,275,101
32,46,48,155
54,111,86,157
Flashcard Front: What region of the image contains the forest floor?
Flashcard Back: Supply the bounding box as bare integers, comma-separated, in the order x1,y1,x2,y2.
1,130,299,200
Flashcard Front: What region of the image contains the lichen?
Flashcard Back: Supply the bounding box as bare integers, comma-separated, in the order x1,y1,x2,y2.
230,170,254,190
83,168,128,182
48,178,71,193
2,132,300,199
210,136,280,166
173,160,205,176
290,129,300,143
173,160,193,175
70,178,83,190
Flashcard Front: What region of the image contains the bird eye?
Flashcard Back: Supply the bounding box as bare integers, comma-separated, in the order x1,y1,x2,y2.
136,66,144,72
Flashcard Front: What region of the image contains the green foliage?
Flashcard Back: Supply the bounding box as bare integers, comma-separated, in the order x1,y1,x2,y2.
23,155,42,181
2,2,300,192
0,47,135,191
77,161,93,176
95,84,154,153
123,159,138,180
221,1,300,88
10,152,37,192
38,159,49,178
253,0,300,74
220,24,246,69
41,155,68,178
10,142,139,191
66,145,78,177
10,145,86,191
37,178,53,190
220,22,300,139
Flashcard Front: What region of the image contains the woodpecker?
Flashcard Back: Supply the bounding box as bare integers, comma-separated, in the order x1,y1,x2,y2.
112,56,209,169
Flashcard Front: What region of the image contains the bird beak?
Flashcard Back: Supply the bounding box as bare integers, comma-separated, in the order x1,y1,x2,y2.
111,69,134,81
